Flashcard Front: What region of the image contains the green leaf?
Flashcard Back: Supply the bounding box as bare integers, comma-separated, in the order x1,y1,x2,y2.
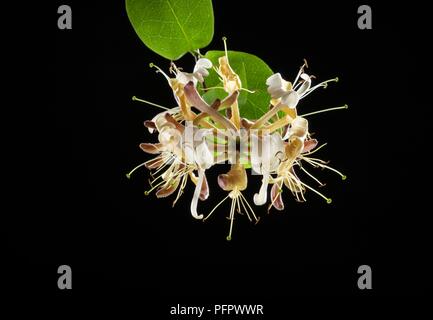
126,0,214,60
202,51,274,120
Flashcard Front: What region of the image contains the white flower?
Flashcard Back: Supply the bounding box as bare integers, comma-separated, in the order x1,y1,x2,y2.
266,73,293,100
266,63,338,109
192,58,213,83
173,58,213,86
266,73,302,109
251,133,285,206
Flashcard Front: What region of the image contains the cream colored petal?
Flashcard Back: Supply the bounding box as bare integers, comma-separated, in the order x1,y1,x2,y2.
281,91,299,109
266,73,288,99
190,169,205,219
139,143,164,154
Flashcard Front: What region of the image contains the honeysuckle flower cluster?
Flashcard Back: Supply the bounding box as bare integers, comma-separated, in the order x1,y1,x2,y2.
128,44,347,240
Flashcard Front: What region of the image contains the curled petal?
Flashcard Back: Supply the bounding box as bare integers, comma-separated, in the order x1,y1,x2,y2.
139,143,164,154
302,139,318,153
271,183,284,211
144,120,156,133
217,173,231,191
156,179,180,198
190,169,205,219
200,173,209,201
254,173,269,206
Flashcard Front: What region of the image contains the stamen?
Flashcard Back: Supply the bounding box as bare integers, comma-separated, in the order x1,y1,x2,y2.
304,158,347,180
299,166,325,186
126,162,146,178
199,86,226,91
287,177,302,202
294,175,332,204
161,162,177,181
239,192,259,222
226,194,236,241
300,188,307,202
222,36,228,57
169,62,179,75
292,60,308,87
150,155,175,178
301,77,339,99
132,96,171,111
300,104,348,117
172,174,187,207
149,62,171,81
236,195,242,214
190,169,205,219
240,87,255,94
303,156,329,164
202,86,255,94
144,178,168,195
203,194,230,221
145,157,165,170
238,195,252,222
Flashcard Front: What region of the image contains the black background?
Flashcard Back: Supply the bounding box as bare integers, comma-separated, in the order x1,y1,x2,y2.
8,0,430,312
